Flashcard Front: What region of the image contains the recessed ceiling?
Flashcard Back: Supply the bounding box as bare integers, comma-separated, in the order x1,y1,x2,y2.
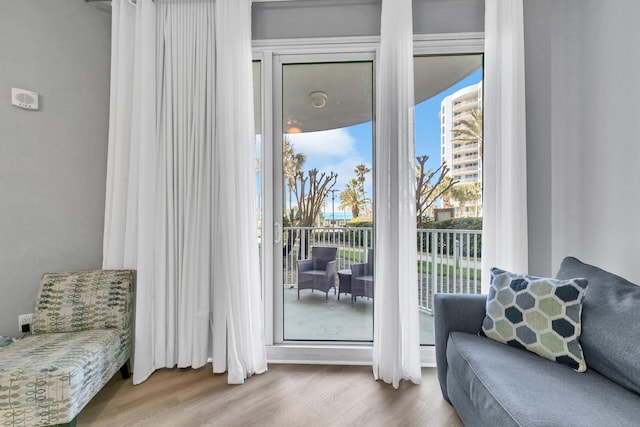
283,61,374,134
271,54,482,134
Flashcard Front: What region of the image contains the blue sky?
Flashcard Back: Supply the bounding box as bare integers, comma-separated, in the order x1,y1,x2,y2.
286,67,483,207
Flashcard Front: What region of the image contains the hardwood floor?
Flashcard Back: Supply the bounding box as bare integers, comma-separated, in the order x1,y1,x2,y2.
78,364,463,427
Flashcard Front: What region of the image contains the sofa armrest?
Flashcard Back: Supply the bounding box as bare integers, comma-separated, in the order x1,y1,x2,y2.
434,293,487,402
297,259,313,273
326,260,337,279
350,262,366,277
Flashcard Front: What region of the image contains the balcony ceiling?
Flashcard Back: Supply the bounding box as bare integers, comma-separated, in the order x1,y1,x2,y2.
257,54,482,134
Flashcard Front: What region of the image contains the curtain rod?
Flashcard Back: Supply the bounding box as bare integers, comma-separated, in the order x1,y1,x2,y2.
85,0,139,3
85,0,315,2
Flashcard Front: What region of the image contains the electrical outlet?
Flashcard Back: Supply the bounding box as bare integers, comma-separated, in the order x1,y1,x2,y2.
18,313,33,332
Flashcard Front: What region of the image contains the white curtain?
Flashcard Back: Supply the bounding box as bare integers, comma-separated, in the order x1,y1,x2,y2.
482,0,528,290
103,0,266,385
373,0,422,389
103,0,138,270
212,0,267,384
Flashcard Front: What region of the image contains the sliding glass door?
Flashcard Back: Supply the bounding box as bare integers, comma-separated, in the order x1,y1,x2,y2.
274,55,375,342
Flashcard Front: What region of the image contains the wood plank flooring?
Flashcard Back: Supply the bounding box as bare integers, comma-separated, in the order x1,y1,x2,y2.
78,364,463,427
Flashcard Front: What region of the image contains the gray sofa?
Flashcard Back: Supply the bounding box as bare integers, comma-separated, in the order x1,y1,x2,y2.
435,256,640,427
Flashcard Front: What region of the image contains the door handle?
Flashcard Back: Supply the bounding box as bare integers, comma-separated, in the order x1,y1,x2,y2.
274,223,282,244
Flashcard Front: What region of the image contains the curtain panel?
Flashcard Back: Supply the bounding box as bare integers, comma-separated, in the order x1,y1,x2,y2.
212,0,268,384
103,0,266,385
373,0,422,389
103,0,138,270
482,0,528,290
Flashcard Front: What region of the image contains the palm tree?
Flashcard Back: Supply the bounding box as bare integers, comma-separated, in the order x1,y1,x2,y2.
338,179,369,219
354,164,371,187
453,107,483,159
449,182,481,217
282,137,306,221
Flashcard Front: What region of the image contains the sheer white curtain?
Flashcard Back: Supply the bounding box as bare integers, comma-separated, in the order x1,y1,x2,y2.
373,0,422,389
212,0,267,384
103,0,138,270
104,0,266,385
482,0,528,291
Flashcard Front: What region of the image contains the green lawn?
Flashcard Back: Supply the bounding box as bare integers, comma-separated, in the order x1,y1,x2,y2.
418,260,481,279
337,248,481,279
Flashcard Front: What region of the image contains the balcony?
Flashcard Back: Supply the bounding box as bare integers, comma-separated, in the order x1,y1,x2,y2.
452,165,479,174
452,142,479,154
282,226,482,344
452,99,478,113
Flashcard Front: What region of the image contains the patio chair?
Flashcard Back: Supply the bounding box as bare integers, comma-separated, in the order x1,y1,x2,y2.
297,246,338,300
351,248,374,301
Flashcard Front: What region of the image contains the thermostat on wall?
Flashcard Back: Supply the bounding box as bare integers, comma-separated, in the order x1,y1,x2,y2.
11,88,39,110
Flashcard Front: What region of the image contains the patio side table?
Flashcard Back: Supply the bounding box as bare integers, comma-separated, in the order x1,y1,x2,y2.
337,269,352,303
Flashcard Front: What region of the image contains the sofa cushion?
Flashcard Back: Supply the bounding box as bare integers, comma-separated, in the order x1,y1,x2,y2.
0,329,128,426
556,256,640,395
482,267,588,371
32,270,135,334
447,332,640,427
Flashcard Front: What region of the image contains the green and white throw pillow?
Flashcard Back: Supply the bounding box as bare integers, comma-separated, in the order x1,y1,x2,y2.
482,268,589,372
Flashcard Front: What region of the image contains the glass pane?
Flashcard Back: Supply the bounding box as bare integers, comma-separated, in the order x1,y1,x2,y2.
414,54,484,345
253,61,262,275
281,61,374,341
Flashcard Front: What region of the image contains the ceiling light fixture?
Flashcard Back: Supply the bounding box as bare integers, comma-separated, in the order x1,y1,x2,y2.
309,91,328,108
285,119,302,134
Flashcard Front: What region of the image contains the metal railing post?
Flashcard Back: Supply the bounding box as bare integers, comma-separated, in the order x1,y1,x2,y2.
430,230,437,313
279,225,480,315
364,228,369,262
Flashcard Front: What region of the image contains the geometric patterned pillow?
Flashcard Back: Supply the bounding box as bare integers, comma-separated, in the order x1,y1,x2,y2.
482,267,589,372
31,269,135,334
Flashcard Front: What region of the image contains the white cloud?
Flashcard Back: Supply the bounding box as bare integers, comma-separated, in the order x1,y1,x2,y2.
287,128,357,160
331,156,372,194
285,128,374,206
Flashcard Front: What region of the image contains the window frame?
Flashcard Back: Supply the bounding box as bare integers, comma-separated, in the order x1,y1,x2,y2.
253,32,484,366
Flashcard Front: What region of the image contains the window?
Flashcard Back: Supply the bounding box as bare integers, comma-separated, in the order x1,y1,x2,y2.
414,54,483,345
253,60,262,254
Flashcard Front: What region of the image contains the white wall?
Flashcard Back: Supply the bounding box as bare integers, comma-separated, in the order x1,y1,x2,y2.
252,0,484,39
0,1,111,335
523,0,552,276
526,0,640,284
552,0,640,283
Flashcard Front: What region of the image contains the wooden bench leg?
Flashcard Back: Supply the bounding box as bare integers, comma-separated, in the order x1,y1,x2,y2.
120,360,131,379
54,417,77,427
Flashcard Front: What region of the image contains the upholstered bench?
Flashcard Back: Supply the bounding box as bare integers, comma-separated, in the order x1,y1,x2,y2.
0,270,135,427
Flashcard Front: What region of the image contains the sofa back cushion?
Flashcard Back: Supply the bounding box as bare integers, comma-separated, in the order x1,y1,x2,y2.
556,256,640,395
32,270,135,334
311,246,337,271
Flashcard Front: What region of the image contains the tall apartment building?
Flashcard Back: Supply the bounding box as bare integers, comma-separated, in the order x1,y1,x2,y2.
439,81,483,217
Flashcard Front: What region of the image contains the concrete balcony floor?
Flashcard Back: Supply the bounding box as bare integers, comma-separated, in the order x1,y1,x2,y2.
282,286,435,345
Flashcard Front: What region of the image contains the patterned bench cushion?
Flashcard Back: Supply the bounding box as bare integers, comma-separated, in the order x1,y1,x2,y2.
0,330,128,427
32,270,135,334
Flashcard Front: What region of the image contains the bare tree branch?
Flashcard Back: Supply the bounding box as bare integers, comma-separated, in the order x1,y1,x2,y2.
292,168,338,227
415,155,458,226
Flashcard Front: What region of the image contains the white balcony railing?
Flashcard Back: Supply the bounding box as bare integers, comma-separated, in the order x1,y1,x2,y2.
282,226,482,315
